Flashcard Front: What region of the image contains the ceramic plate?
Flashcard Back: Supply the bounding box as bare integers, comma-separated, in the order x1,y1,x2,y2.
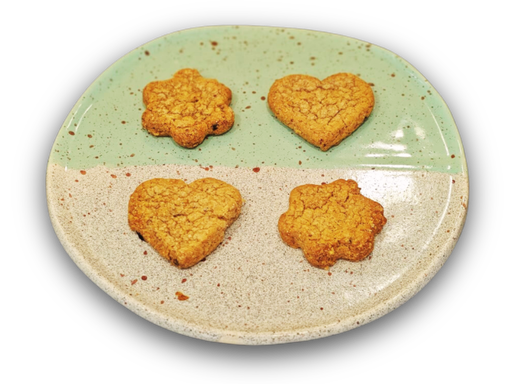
46,26,468,344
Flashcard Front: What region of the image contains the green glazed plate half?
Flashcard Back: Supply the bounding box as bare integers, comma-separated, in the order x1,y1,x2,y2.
46,26,468,345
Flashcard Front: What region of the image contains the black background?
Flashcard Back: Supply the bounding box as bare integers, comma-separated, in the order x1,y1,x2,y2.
35,3,487,378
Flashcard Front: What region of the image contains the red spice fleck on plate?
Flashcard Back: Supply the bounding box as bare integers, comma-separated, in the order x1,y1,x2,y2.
182,278,187,283
143,251,147,255
131,279,138,285
253,167,260,173
126,173,131,177
111,174,117,178
80,170,86,175
68,131,75,135
141,275,147,281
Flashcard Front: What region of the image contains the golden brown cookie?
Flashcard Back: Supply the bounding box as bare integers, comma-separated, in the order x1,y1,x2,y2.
268,73,374,151
142,68,235,148
278,179,386,269
128,177,242,268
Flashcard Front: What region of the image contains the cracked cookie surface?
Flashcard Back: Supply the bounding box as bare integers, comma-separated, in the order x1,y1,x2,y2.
278,179,386,269
268,73,374,151
142,68,235,148
128,177,242,268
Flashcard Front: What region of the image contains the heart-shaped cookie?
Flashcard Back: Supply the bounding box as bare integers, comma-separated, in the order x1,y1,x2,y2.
128,177,242,268
268,73,374,151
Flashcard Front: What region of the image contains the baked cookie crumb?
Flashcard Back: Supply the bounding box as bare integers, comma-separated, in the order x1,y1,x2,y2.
142,69,234,148
278,179,386,268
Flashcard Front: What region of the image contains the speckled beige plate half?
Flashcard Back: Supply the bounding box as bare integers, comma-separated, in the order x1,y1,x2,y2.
46,26,468,345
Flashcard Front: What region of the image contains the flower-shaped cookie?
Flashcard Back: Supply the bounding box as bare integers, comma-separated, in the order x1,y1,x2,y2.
128,177,242,268
142,68,235,148
268,73,374,151
278,179,386,269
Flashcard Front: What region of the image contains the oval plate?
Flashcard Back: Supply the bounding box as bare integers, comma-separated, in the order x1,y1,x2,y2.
46,26,468,345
